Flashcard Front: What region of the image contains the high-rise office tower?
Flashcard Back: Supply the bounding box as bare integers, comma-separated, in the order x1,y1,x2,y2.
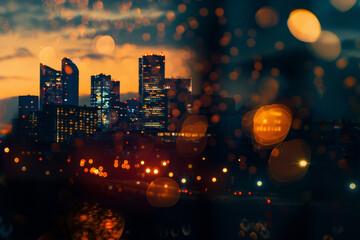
40,64,62,110
40,58,79,110
139,54,167,129
90,74,120,129
18,95,39,117
62,58,79,106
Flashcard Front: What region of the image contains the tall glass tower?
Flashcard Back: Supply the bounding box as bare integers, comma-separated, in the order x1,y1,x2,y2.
61,58,79,106
40,63,62,110
139,54,167,129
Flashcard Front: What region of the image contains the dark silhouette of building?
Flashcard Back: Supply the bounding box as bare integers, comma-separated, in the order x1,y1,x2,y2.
139,54,167,130
18,95,38,117
61,58,79,106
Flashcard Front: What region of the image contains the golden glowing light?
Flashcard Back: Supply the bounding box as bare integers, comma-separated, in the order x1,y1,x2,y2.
146,178,180,208
188,164,193,169
14,157,19,163
4,147,9,153
196,176,201,181
257,180,263,187
169,172,174,177
349,183,356,190
93,35,115,54
252,104,292,148
140,161,145,165
212,177,217,183
299,160,308,167
181,178,187,184
222,168,228,173
162,161,167,166
154,169,159,174
89,159,93,164
287,9,321,42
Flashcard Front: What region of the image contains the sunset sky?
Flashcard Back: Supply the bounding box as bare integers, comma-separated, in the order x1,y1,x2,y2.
1,0,360,137
0,0,193,100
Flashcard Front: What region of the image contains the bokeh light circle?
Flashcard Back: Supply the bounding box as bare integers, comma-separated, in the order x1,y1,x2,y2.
146,178,180,208
255,6,279,28
268,139,311,183
310,30,341,61
93,35,115,54
287,9,321,42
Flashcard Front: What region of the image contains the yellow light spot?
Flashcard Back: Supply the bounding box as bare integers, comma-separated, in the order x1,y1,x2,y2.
257,180,263,186
88,159,93,164
350,183,356,190
212,177,217,183
299,160,308,167
94,169,99,175
164,184,168,188
287,9,321,42
140,160,145,165
124,160,128,164
4,147,9,153
222,168,228,173
154,169,159,174
188,164,193,169
162,161,167,166
169,172,174,177
181,178,187,184
146,168,151,173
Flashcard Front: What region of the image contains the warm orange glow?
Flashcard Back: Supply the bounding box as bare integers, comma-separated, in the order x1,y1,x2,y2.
196,176,201,181
252,104,292,148
99,166,104,171
287,9,321,42
93,35,115,54
169,172,174,177
154,169,159,174
255,6,279,28
4,147,9,153
140,161,145,165
212,177,217,183
162,161,167,166
222,168,228,173
145,168,151,173
14,157,19,163
89,159,93,164
310,31,341,61
299,160,308,167
146,178,180,208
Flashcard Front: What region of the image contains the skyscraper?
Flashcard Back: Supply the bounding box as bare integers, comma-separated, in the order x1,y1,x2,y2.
62,58,79,106
40,64,62,110
90,74,120,129
40,58,79,110
139,54,167,129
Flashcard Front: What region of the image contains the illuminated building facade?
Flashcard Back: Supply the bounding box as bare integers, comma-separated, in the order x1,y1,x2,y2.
61,58,79,106
139,54,167,129
40,105,97,143
90,74,120,129
40,58,79,110
40,64,62,110
126,98,140,130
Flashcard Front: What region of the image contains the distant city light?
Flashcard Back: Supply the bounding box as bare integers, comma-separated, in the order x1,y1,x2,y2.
299,160,308,167
212,177,217,183
153,169,159,174
256,180,263,187
181,178,187,184
140,161,145,165
196,176,201,181
14,158,19,163
4,147,9,153
222,168,228,173
169,172,174,177
349,182,357,190
145,168,151,173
